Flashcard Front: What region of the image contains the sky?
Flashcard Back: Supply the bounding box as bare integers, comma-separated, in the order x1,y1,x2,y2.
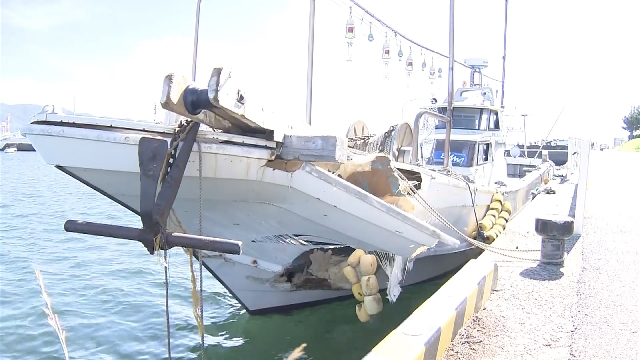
1,0,638,142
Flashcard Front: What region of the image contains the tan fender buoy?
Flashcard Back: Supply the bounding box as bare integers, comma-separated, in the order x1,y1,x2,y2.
492,192,504,204
347,249,366,267
343,266,360,285
363,293,383,315
361,275,380,296
495,217,507,228
352,283,365,302
492,224,504,236
359,254,378,276
502,202,513,215
489,201,502,211
485,209,500,219
356,303,371,322
485,230,497,243
499,211,510,221
479,217,495,232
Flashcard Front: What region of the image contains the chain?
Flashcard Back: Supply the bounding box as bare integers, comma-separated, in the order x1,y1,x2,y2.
196,140,205,359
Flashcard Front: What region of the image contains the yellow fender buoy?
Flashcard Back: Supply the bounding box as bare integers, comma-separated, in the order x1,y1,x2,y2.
479,217,495,232
502,202,513,215
352,283,365,302
347,249,366,267
499,211,510,221
361,275,380,296
359,254,378,276
343,266,360,285
485,230,497,243
489,201,502,212
485,209,500,219
356,303,371,322
363,293,383,315
470,231,478,239
492,193,504,204
495,217,507,228
491,224,504,236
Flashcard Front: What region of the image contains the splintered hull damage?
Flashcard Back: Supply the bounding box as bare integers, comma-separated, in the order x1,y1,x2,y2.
23,120,551,314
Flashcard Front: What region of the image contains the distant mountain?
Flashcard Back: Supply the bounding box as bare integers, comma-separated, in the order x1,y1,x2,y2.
0,103,96,132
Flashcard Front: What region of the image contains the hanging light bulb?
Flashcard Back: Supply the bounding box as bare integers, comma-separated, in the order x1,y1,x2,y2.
367,22,374,42
438,67,443,78
421,50,427,71
405,46,413,73
345,7,355,39
398,44,403,61
429,57,436,80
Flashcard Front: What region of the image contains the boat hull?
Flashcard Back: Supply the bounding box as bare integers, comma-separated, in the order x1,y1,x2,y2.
23,120,551,314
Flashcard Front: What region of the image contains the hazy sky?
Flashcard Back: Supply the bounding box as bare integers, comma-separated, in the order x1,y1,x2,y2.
1,0,637,142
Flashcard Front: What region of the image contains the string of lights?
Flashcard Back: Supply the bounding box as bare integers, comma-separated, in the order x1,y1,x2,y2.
327,0,503,84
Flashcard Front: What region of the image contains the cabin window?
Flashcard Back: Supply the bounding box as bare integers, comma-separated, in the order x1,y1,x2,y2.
426,139,476,167
435,107,482,130
477,142,493,165
479,109,489,131
435,107,496,131
489,110,500,130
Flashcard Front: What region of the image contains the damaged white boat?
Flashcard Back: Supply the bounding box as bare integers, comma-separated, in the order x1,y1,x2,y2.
22,59,552,315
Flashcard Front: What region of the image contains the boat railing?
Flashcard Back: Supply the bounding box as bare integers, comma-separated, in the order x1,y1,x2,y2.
412,108,451,164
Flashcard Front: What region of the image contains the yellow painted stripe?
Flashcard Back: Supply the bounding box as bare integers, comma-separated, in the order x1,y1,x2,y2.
363,260,499,360
464,285,479,323
436,310,456,359
481,267,495,305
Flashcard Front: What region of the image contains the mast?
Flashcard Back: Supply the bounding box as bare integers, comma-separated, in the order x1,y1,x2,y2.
305,0,316,126
499,0,508,108
192,0,202,82
443,0,455,169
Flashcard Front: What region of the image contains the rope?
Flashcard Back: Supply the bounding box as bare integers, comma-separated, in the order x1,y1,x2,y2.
162,236,172,360
391,167,545,262
197,140,205,359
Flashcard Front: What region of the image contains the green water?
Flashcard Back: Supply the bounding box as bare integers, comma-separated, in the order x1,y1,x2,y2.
0,153,447,360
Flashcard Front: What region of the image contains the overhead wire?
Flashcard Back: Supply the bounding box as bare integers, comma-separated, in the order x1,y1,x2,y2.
326,0,504,84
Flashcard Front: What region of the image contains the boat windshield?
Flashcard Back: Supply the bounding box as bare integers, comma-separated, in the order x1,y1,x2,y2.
425,139,477,167
434,107,491,130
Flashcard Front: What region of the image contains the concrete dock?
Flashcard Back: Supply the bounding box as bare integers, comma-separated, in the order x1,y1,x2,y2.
442,150,640,360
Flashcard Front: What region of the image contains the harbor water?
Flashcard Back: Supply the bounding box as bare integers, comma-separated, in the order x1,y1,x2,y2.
0,152,449,360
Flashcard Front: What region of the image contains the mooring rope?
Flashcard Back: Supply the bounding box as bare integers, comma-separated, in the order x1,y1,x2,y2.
197,140,206,359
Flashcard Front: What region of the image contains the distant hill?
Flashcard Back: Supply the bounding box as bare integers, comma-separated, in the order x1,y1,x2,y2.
0,103,96,132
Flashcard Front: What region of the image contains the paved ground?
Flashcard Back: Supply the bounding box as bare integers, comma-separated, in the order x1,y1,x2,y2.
442,150,640,360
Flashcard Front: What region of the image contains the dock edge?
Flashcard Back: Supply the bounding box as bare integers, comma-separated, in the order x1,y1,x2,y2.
362,259,499,360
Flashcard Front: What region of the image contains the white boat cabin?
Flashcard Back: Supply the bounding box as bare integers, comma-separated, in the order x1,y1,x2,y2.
419,86,509,187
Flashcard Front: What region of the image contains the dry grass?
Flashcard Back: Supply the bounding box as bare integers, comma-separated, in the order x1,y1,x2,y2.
286,343,307,360
616,138,640,152
34,268,70,360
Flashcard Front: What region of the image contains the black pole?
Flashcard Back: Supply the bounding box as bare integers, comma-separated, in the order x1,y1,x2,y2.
64,220,242,255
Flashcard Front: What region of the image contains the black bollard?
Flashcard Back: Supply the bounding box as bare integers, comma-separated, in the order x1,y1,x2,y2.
534,215,575,266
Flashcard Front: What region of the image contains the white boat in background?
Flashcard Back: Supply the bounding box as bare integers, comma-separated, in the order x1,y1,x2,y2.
3,146,17,153
22,60,552,314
